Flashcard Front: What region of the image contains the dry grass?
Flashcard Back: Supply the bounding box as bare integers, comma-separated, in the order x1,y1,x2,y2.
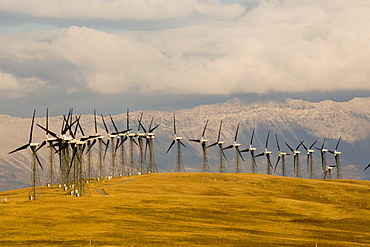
0,173,370,246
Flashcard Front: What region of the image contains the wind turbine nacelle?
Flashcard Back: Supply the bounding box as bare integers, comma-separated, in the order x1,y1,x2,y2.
294,151,301,154
30,143,40,147
63,136,74,141
109,134,118,138
334,151,341,155
249,147,257,151
76,141,85,145
233,143,241,147
265,151,272,154
279,152,287,156
218,141,225,145
175,136,183,140
128,133,136,137
118,133,126,137
200,139,208,143
307,149,314,153
322,149,328,152
137,133,146,137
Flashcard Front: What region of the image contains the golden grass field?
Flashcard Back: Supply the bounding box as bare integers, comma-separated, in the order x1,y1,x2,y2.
0,173,369,246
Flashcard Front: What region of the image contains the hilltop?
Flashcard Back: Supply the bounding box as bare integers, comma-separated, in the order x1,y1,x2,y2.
0,173,369,246
1,96,370,190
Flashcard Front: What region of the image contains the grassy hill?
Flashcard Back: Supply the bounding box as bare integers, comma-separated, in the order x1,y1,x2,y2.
0,173,369,246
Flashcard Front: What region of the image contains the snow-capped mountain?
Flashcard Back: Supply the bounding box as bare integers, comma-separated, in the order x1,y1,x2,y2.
1,97,370,191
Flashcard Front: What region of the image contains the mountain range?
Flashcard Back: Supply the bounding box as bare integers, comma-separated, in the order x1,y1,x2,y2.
1,96,370,191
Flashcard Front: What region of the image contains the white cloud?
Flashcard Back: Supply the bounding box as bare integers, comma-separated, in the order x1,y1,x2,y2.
0,71,47,98
1,0,370,99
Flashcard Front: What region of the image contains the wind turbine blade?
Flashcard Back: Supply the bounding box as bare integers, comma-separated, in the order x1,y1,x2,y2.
321,137,326,149
28,109,36,144
150,124,160,133
201,120,208,138
45,108,49,138
138,112,143,132
240,148,249,153
133,138,139,147
36,124,58,138
77,117,85,137
86,139,97,154
274,156,281,171
101,114,109,134
275,134,281,151
285,142,294,152
364,164,370,171
221,148,227,160
223,145,233,150
149,116,154,131
206,142,218,148
36,140,47,152
335,136,342,150
265,131,270,149
173,114,177,136
180,140,186,147
35,153,44,170
103,139,110,160
94,109,98,134
189,139,201,143
166,140,176,154
217,120,223,142
9,143,30,154
250,128,255,145
309,140,318,149
235,123,240,142
296,140,304,150
301,140,308,151
109,114,120,134
137,118,147,133
237,149,245,162
125,108,129,130
255,152,265,158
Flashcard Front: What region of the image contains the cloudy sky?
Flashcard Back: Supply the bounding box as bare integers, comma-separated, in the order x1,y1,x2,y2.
1,0,370,117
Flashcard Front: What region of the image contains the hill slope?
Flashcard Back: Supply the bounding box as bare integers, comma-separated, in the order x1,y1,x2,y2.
0,173,370,246
1,96,370,190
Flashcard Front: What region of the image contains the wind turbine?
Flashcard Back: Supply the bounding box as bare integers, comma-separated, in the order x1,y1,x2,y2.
329,137,342,179
207,120,227,173
274,134,289,176
136,113,146,174
138,116,159,173
241,128,257,173
126,108,138,175
285,141,304,178
316,138,331,179
37,108,58,186
223,123,244,173
301,140,317,179
189,120,210,173
166,114,186,172
255,131,273,175
9,109,44,200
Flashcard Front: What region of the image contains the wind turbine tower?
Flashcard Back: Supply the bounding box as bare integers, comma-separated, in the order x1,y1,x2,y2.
329,137,342,179
9,109,44,200
190,120,210,173
255,131,273,175
207,120,227,173
301,140,317,179
166,114,186,172
274,134,289,176
223,123,244,173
